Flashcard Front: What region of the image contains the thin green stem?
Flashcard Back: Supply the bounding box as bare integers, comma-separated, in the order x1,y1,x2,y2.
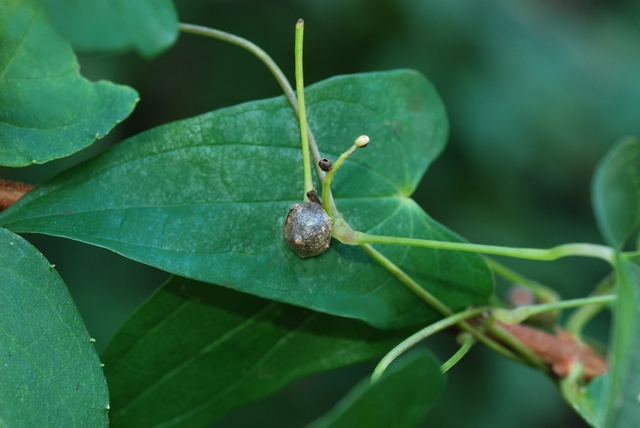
361,245,522,363
493,294,616,325
178,23,337,210
295,20,313,198
484,321,549,373
322,143,359,215
565,277,615,338
441,334,475,373
360,244,452,317
348,232,615,264
486,257,559,304
180,20,550,376
371,307,490,383
178,23,295,107
621,251,640,259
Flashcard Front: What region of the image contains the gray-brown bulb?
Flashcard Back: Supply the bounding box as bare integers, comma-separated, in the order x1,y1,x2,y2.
284,202,332,258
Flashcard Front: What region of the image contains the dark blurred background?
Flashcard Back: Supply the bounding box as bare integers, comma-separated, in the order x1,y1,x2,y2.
4,0,640,426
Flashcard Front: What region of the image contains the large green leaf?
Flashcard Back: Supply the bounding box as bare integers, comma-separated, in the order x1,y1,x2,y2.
597,258,640,427
0,0,138,167
592,137,640,249
305,350,444,428
0,228,108,427
37,0,178,57
102,276,408,428
0,70,494,329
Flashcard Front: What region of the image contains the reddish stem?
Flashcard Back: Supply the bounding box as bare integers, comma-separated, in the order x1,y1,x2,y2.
496,320,607,381
0,179,34,211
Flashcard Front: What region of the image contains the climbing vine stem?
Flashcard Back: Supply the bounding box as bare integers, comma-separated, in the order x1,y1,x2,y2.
294,20,313,198
372,307,489,382
342,231,615,264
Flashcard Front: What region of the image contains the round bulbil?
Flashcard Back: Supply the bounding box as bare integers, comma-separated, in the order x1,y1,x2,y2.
284,202,332,258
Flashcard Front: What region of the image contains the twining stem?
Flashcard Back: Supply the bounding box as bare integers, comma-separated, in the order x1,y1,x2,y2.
178,23,295,108
322,142,360,215
295,20,313,198
565,277,615,338
371,307,489,382
346,232,615,264
177,23,336,210
179,21,557,375
441,334,475,373
361,245,527,364
360,244,452,316
492,294,617,325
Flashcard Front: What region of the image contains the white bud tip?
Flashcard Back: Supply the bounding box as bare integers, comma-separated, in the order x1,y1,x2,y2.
89,338,96,343
355,135,370,148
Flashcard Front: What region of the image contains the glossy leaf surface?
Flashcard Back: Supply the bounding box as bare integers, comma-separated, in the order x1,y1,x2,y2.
38,0,178,57
305,350,444,428
592,137,640,249
0,1,139,166
598,258,640,427
0,228,108,427
102,276,408,428
0,70,494,329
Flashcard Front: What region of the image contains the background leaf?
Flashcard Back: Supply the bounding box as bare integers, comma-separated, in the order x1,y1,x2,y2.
305,350,444,428
598,258,640,427
0,0,139,167
591,137,640,249
0,70,494,329
37,0,178,57
0,228,108,427
102,276,409,428
566,375,604,427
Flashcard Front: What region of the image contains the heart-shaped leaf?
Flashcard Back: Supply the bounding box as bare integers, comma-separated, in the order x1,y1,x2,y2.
37,0,178,57
305,350,444,428
0,228,108,427
0,70,494,328
102,276,409,428
0,0,139,166
592,137,640,250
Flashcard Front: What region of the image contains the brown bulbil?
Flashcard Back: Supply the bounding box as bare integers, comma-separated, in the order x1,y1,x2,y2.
318,158,332,172
284,202,332,258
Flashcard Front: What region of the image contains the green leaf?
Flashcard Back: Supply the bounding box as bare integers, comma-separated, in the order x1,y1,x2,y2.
598,257,640,427
0,70,494,329
561,374,604,427
305,350,444,428
0,0,139,167
102,276,408,428
37,0,178,57
0,227,108,427
592,137,640,249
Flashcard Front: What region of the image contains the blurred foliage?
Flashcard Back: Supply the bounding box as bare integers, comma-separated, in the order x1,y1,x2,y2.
2,0,639,426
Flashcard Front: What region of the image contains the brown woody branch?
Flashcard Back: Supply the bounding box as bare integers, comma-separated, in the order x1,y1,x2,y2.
0,179,34,211
496,320,607,381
